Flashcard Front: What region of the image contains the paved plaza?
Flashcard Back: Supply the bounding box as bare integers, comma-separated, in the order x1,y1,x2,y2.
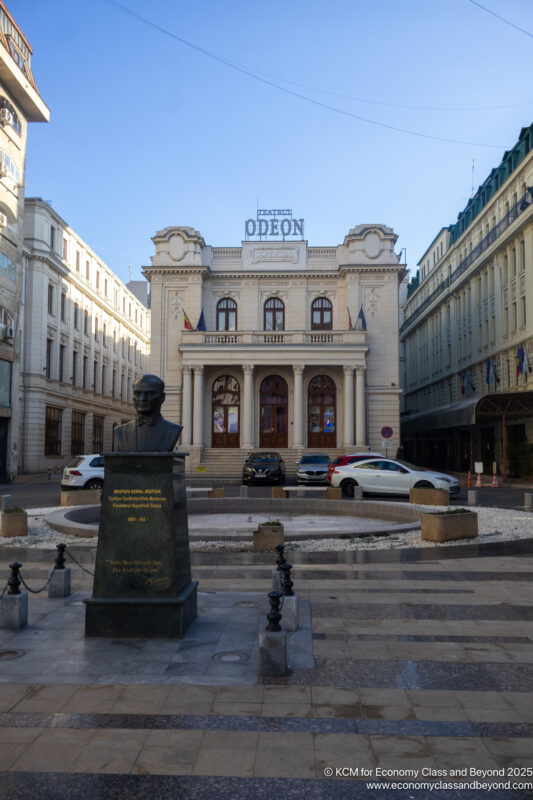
0,539,533,798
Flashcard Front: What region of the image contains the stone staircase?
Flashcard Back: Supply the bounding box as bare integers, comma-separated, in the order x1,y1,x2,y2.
187,447,348,482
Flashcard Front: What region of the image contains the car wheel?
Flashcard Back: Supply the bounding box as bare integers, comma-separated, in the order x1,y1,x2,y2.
414,481,434,489
340,478,358,498
85,479,103,494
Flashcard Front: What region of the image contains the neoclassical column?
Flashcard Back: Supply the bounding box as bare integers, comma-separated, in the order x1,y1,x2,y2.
292,364,304,448
355,365,367,445
181,365,193,445
242,364,254,449
192,365,204,446
343,366,355,447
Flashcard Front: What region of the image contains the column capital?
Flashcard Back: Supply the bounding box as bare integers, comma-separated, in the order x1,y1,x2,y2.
355,365,366,375
242,364,255,375
193,365,204,375
343,365,355,376
182,364,193,375
292,363,305,375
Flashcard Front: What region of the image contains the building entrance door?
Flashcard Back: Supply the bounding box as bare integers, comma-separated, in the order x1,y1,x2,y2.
212,375,240,447
0,419,7,482
308,375,336,448
260,375,288,448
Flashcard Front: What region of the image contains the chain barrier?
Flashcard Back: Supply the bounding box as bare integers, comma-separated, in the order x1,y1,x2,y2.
0,580,10,599
65,548,95,577
18,567,56,594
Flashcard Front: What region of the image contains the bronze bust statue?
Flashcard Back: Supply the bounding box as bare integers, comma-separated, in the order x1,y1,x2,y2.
114,374,183,452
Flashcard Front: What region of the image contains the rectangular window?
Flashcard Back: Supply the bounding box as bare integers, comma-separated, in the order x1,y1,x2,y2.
521,296,526,327
74,303,79,330
112,368,116,398
512,302,517,331
96,271,100,290
72,350,77,386
86,260,90,280
104,278,108,296
93,359,98,392
45,338,52,378
50,226,56,251
114,288,118,306
60,292,66,322
93,415,104,453
113,329,117,352
45,406,62,455
83,356,88,389
102,323,106,347
94,317,99,342
0,359,12,408
101,364,106,395
121,373,125,401
71,410,85,455
76,251,80,272
62,238,68,260
47,284,54,315
84,310,89,335
122,298,126,313
59,344,65,382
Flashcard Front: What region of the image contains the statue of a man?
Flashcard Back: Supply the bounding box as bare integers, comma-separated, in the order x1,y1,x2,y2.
114,374,183,452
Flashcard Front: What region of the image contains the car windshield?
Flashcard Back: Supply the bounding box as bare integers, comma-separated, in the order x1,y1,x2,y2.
300,456,329,464
250,453,278,463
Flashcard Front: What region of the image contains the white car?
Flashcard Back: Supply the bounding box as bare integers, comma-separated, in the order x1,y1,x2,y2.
61,454,104,492
330,458,460,498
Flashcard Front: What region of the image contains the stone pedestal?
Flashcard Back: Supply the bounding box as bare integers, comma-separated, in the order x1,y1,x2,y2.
524,492,533,509
48,567,71,598
259,628,287,677
282,594,299,632
467,489,479,506
0,591,28,629
85,452,197,638
240,485,248,498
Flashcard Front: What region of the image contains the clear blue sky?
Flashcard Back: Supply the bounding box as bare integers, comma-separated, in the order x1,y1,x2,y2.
12,0,533,285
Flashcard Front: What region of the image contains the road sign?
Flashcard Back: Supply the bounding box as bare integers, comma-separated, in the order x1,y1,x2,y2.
381,426,393,439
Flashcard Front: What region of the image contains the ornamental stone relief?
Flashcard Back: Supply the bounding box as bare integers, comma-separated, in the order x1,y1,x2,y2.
169,292,183,319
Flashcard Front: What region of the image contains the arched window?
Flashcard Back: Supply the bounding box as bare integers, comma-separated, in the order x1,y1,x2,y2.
264,297,284,331
311,297,332,330
217,297,237,331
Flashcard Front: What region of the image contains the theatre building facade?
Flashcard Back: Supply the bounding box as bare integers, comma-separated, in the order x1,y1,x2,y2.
146,221,405,476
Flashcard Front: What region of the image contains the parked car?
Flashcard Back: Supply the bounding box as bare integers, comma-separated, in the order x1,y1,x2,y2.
61,454,104,492
326,452,384,484
330,458,460,498
242,452,285,485
296,454,331,484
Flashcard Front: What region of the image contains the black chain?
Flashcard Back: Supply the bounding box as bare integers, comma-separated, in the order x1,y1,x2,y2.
18,567,56,594
66,549,94,577
0,580,9,599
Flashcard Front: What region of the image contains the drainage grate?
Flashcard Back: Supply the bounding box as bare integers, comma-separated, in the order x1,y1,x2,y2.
212,651,249,664
0,650,25,660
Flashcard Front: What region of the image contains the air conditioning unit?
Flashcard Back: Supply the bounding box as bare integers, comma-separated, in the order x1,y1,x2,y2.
0,213,6,228
0,108,13,126
3,325,14,339
0,163,9,178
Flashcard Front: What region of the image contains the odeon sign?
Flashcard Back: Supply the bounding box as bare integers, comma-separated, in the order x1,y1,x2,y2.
244,209,304,240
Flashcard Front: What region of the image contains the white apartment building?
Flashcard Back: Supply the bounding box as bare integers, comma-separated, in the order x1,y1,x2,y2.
21,198,150,473
0,1,49,480
146,218,406,477
401,123,533,477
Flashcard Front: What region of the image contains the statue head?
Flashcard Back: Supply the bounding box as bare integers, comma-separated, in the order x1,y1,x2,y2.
133,374,165,418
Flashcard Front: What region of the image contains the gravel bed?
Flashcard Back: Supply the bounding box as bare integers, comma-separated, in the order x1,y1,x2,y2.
0,504,532,552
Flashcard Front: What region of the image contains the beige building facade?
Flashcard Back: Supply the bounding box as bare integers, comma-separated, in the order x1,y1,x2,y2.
401,124,533,477
0,2,49,479
146,221,405,477
21,199,150,474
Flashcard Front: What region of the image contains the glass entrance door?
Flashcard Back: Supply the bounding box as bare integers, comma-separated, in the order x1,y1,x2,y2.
212,375,240,447
260,375,288,448
308,375,336,448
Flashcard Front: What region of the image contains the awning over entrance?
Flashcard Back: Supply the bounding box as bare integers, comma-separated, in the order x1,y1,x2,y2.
402,390,533,435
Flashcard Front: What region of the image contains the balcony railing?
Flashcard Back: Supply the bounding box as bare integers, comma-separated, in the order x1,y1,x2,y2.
401,186,533,335
180,329,365,347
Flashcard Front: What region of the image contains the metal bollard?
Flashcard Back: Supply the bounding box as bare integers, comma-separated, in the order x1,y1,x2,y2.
266,591,283,632
280,563,294,596
272,544,286,591
48,544,71,598
7,561,22,595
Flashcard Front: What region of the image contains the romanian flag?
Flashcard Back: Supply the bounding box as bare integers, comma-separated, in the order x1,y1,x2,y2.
347,307,353,330
183,311,194,331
